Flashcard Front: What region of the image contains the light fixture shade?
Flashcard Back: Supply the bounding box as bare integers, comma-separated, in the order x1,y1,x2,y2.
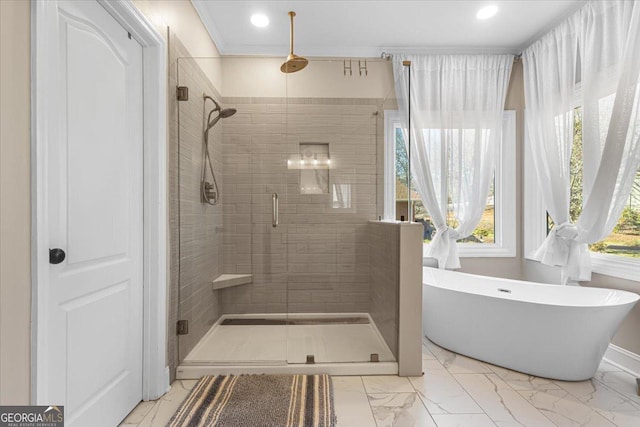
476,5,498,20
250,13,269,27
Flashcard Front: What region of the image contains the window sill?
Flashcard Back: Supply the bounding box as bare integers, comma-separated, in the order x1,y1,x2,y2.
524,252,640,283
458,245,516,258
591,253,640,283
424,243,516,258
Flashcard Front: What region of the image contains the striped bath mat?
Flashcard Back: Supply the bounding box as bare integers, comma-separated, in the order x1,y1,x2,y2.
167,374,336,427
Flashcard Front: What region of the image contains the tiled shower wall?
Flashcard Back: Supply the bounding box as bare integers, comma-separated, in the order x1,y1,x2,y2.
219,99,383,314
168,36,223,380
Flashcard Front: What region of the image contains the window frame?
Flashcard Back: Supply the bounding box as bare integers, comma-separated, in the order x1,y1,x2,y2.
384,110,516,258
523,85,640,282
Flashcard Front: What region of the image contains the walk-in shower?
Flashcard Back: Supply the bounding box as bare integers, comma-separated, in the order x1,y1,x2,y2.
173,50,409,379
201,95,236,205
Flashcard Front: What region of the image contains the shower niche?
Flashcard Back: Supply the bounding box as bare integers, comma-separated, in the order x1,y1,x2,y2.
288,143,330,194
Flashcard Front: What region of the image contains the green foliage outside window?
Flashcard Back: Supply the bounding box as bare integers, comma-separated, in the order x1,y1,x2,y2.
569,108,640,258
614,206,640,234
569,109,583,223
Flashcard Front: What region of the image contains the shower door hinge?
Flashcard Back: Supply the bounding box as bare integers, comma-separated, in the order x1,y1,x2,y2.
176,320,189,335
176,86,189,101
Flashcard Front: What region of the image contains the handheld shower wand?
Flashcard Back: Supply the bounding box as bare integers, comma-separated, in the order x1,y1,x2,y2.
202,95,236,205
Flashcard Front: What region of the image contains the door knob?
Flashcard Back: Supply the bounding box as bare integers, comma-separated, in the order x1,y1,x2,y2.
49,248,66,264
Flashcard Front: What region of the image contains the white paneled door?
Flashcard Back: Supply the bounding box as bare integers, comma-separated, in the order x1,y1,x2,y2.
46,1,143,426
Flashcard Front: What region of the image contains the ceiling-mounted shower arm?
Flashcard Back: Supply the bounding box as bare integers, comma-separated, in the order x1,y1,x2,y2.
281,11,308,73
288,11,295,58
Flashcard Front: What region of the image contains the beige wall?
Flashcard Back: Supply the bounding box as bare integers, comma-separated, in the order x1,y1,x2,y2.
132,0,219,57
586,273,640,355
222,57,394,99
0,0,32,405
131,0,222,90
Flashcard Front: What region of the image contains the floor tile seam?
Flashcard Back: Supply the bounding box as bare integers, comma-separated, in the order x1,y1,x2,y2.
409,372,486,416
124,400,156,426
365,389,440,427
447,372,504,422
513,388,607,426
358,376,380,427
591,376,640,409
431,413,502,427
450,371,559,427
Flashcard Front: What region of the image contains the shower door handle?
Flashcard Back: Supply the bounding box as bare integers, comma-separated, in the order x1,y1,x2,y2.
272,193,279,228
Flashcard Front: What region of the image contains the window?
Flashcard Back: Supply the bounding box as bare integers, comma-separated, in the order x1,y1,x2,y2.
524,88,640,280
570,106,640,259
385,111,516,257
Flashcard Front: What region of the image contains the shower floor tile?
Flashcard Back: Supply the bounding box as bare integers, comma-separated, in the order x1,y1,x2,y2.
185,324,287,363
183,314,395,364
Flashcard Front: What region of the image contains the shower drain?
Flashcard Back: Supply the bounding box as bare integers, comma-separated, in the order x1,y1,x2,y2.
221,317,370,326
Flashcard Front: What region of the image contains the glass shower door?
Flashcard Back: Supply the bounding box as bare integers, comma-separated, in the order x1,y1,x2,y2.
247,89,291,364
176,55,291,366
175,56,227,366
284,58,397,365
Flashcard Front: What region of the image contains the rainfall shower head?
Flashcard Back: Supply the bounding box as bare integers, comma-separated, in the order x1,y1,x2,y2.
281,11,308,73
204,95,236,131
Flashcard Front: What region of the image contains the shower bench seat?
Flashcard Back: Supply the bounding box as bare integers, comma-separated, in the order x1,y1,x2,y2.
212,274,253,290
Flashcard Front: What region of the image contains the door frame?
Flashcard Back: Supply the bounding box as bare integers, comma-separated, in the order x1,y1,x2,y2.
30,0,169,402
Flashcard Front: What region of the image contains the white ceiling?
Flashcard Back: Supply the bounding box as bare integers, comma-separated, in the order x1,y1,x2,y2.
192,0,587,58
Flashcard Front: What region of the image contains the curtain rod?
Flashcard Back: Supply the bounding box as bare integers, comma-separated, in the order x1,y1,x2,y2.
381,51,523,61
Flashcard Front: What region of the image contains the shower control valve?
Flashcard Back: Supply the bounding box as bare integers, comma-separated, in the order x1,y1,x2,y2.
203,182,218,203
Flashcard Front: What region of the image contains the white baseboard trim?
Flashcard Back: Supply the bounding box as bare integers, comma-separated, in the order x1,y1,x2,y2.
603,344,640,378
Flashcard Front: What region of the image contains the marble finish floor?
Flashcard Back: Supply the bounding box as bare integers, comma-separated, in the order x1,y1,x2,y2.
121,338,640,426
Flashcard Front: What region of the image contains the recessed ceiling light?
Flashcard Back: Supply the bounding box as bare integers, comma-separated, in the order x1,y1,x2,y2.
250,13,269,28
476,5,498,20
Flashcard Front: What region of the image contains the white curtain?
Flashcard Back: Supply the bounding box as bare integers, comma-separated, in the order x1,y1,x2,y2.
523,14,582,281
393,55,512,269
524,0,640,284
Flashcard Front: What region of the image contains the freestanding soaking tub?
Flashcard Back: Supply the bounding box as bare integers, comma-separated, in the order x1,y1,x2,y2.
422,267,639,381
